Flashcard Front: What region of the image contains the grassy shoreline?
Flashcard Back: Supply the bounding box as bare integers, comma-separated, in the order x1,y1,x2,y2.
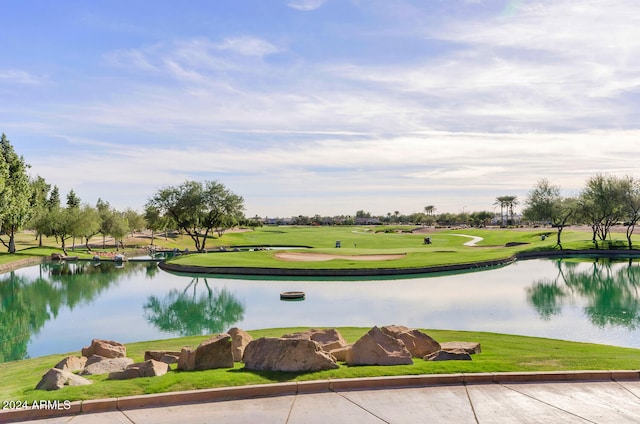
2,327,640,403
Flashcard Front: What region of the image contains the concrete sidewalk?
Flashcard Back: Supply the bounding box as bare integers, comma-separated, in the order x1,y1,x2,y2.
6,372,640,423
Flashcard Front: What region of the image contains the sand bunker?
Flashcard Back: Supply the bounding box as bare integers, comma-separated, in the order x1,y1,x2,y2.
274,252,407,262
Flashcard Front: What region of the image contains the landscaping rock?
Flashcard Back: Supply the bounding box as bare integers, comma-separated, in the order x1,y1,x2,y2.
177,347,196,371
281,328,347,352
81,339,126,359
35,368,93,391
346,326,413,366
54,356,87,372
440,341,481,354
227,327,253,362
177,334,234,371
80,355,134,375
329,345,352,362
424,349,472,361
145,350,181,364
243,337,339,372
194,333,234,370
109,359,170,380
381,325,441,358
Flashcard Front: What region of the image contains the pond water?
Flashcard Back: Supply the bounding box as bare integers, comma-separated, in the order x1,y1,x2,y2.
2,257,640,362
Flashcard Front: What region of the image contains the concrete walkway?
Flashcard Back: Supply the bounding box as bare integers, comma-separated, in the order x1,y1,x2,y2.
6,372,640,423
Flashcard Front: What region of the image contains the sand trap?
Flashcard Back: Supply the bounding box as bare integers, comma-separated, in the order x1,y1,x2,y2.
274,252,407,262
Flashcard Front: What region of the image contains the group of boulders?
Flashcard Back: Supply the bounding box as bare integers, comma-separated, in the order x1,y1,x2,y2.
35,326,480,391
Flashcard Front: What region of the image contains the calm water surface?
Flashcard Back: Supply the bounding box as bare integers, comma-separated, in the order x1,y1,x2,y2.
2,258,640,362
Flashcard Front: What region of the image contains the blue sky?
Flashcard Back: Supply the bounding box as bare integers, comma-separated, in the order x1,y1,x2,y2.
2,0,640,217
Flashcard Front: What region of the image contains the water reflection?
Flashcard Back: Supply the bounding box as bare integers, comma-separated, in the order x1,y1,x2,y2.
527,259,640,329
143,277,244,335
0,262,139,362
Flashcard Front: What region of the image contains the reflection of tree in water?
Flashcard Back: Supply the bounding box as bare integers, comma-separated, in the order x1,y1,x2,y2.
143,277,244,336
526,259,640,329
0,262,150,362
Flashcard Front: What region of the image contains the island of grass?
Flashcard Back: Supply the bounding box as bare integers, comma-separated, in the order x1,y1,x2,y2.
159,226,640,277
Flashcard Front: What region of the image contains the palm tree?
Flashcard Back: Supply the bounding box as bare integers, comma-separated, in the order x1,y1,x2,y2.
424,205,436,216
495,196,518,226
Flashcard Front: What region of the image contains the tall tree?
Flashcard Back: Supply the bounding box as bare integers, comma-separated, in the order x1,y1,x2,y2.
146,180,245,252
66,189,81,209
0,133,32,253
27,176,51,247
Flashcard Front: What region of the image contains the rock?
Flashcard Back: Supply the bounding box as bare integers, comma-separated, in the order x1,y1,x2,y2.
81,339,126,359
194,333,234,370
440,342,481,354
381,325,441,358
346,326,413,366
424,349,472,361
80,355,134,375
109,359,170,380
54,356,87,372
243,337,339,372
329,345,352,362
281,328,347,352
36,368,93,391
145,350,181,364
227,327,253,362
177,347,196,371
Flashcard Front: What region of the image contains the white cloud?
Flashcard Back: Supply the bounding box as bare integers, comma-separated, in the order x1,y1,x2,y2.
0,70,46,85
287,0,327,11
214,36,280,57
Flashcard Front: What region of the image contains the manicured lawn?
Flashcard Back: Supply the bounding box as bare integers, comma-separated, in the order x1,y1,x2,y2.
167,226,640,270
2,327,640,403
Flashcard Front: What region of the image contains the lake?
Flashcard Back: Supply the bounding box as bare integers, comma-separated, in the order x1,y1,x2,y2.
2,257,640,362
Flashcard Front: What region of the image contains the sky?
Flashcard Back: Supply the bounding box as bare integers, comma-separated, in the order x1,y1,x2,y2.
2,0,640,218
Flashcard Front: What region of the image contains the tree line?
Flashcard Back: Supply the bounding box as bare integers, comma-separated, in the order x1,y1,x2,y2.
0,133,246,254
523,175,640,249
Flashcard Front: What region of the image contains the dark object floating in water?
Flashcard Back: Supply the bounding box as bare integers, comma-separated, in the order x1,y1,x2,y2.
280,291,305,301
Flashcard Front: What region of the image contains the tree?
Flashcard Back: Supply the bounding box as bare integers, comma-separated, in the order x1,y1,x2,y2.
579,174,626,246
123,208,145,237
144,204,166,246
423,205,436,216
71,205,101,251
146,180,245,252
0,133,32,253
621,176,640,249
523,179,576,247
66,189,81,209
27,176,51,247
494,195,518,226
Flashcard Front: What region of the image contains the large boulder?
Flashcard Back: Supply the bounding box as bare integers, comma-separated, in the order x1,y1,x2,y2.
80,355,134,375
145,350,181,365
227,327,253,362
36,368,93,391
194,333,234,370
243,337,339,372
177,334,234,371
425,349,472,361
440,341,481,354
109,359,170,380
81,339,126,359
346,326,413,366
54,356,87,372
381,325,441,358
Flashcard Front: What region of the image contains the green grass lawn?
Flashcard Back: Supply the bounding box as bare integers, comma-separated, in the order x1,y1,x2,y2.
166,226,640,270
2,327,640,403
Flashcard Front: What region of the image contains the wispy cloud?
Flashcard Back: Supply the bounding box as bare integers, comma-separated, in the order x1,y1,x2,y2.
287,0,327,11
0,70,46,85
